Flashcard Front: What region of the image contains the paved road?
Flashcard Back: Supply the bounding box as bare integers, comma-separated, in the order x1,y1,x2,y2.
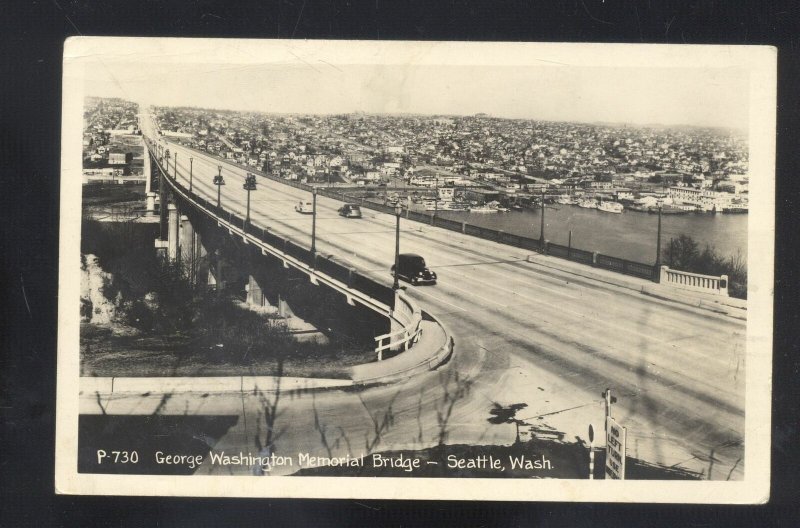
89,117,746,479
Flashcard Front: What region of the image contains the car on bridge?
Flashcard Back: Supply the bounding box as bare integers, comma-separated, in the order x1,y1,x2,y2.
295,200,314,214
392,253,437,285
338,203,362,218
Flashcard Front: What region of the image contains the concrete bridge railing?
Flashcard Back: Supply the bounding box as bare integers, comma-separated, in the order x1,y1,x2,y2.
374,291,423,361
146,143,395,316
659,266,729,296
146,142,450,370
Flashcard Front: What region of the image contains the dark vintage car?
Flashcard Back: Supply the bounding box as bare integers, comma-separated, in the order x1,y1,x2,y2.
338,203,362,218
391,253,437,285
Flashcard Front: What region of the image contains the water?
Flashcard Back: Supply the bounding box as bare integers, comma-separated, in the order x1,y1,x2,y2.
416,204,748,265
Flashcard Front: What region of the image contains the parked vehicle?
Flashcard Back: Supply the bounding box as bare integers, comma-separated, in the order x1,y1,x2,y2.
391,253,437,285
338,203,362,218
294,200,314,214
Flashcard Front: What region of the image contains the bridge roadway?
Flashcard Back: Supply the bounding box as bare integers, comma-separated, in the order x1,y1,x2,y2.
110,118,745,479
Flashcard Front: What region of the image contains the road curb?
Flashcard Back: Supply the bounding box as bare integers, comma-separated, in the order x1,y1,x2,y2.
81,313,454,396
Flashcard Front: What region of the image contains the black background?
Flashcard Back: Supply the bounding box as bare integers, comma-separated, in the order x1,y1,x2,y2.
2,1,798,526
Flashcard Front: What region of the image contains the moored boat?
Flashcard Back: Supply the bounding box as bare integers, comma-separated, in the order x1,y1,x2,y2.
597,201,624,214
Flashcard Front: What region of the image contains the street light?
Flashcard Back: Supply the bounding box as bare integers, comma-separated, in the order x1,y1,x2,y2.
243,172,257,228
393,203,402,290
539,187,546,249
214,165,225,209
433,174,439,223
173,152,178,178
189,157,193,192
655,197,664,277
311,187,318,256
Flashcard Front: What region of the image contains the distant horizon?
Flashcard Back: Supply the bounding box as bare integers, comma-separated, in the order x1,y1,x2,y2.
81,58,750,131
86,95,747,134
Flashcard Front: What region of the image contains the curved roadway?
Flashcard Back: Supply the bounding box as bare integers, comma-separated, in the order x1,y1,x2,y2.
116,117,746,479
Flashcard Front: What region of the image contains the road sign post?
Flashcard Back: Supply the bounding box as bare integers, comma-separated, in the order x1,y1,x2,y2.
605,416,627,480
588,424,595,480
602,388,617,432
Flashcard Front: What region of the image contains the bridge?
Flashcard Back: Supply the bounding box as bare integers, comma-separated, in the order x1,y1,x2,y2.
80,113,747,480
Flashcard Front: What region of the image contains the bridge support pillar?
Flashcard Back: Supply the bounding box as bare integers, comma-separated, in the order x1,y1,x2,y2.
167,204,179,261
146,192,156,215
208,250,225,292
246,274,266,307
143,140,153,194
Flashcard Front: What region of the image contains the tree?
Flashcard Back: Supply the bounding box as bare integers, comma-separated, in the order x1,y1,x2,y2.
663,234,699,271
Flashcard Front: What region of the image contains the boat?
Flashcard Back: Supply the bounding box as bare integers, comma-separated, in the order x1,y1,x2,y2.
488,200,510,212
722,204,748,214
578,199,597,209
440,201,470,211
556,196,572,205
646,205,690,215
597,201,624,214
470,204,499,213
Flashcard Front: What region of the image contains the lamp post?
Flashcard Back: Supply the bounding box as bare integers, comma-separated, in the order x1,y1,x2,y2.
655,198,664,276
173,152,178,178
214,165,225,209
393,203,402,290
243,172,257,228
189,157,193,192
434,174,439,220
311,187,318,256
540,187,546,249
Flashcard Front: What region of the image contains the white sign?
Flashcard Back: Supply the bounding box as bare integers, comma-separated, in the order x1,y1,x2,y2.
605,416,627,480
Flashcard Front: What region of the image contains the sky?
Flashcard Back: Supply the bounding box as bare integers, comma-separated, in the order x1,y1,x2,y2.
82,57,750,129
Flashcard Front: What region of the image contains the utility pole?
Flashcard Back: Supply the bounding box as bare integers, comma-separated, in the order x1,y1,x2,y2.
393,203,402,290
540,187,546,248
311,187,317,256
189,157,193,192
655,199,663,280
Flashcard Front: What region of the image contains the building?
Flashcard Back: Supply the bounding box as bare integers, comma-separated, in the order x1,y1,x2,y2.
464,188,500,205
667,186,742,212
108,149,130,165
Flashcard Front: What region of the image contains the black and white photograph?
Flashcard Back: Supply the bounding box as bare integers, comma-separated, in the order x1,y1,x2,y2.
55,37,775,502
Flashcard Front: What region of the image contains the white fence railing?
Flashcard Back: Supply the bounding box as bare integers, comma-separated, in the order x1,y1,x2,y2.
374,291,423,361
659,266,729,296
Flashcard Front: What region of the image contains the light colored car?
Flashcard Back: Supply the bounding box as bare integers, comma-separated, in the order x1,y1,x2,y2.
295,200,314,214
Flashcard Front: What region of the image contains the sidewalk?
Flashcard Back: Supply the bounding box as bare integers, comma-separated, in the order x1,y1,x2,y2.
524,253,747,320
80,375,352,395
366,208,746,320
80,312,452,396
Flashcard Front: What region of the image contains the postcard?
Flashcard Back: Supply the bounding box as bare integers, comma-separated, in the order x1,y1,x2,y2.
56,37,775,502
